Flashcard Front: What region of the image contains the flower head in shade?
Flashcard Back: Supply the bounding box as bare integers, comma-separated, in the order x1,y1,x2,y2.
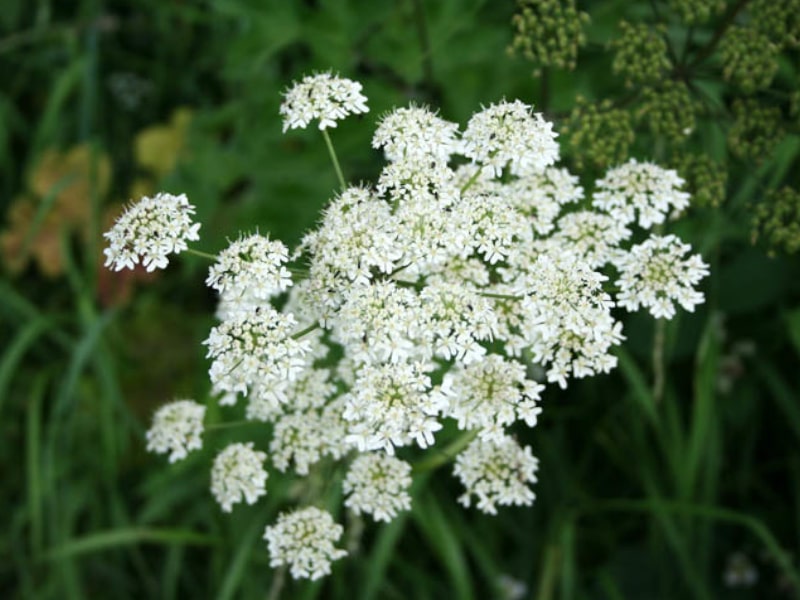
615,234,709,319
461,100,559,177
145,399,206,463
103,192,201,271
454,435,539,515
264,507,347,580
592,159,690,228
210,442,268,512
343,452,412,522
280,72,368,132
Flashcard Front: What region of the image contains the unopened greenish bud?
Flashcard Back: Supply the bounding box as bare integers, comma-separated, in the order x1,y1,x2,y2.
751,0,800,49
562,96,635,170
719,25,779,94
728,98,784,163
668,0,725,24
674,154,727,208
752,187,800,255
637,81,696,144
509,0,590,73
611,21,671,87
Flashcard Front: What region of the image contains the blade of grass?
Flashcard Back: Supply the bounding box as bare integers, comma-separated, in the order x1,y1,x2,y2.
411,490,473,600
45,528,220,560
218,506,270,600
0,314,54,415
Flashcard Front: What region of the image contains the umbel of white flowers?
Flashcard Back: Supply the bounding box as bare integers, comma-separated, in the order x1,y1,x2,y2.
105,71,709,580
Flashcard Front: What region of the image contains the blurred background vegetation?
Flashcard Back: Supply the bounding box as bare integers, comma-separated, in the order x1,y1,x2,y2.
1,0,799,598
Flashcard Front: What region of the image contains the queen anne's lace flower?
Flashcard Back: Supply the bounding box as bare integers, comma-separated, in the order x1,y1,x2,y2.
593,159,690,228
343,452,412,522
206,234,292,305
503,166,584,235
342,362,443,454
615,234,709,319
419,282,498,365
436,355,543,442
454,435,539,515
145,400,206,463
280,72,368,131
501,248,624,388
553,210,631,267
264,507,347,580
210,442,268,512
204,307,310,406
372,105,459,163
103,192,201,271
105,71,714,582
461,100,559,177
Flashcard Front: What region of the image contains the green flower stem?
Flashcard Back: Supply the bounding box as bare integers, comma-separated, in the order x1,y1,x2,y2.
479,291,525,301
322,128,346,191
267,565,286,600
460,167,484,194
185,247,218,261
292,322,321,340
652,317,666,405
205,420,251,431
413,430,479,473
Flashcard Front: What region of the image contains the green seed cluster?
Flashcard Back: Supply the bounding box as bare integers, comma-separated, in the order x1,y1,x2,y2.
561,96,635,170
752,187,800,255
668,0,725,24
728,99,784,163
674,154,727,208
611,21,671,87
751,0,800,49
638,81,696,144
508,0,590,73
718,26,779,94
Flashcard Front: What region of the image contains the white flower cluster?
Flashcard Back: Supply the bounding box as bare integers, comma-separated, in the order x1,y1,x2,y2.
211,442,269,512
280,72,369,131
343,452,413,522
145,400,206,463
263,507,347,580
206,233,292,311
103,192,200,271
454,435,540,515
120,72,711,580
593,158,690,228
616,234,710,319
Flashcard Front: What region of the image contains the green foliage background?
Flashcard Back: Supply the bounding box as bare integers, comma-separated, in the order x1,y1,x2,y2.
1,0,799,598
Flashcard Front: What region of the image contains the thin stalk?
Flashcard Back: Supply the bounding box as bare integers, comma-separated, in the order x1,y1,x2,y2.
413,430,478,473
322,128,346,191
185,247,217,261
652,317,666,405
292,322,321,340
460,168,483,195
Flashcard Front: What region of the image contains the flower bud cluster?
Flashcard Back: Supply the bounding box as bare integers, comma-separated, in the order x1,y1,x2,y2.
562,97,634,170
611,21,671,87
752,187,800,255
728,99,784,164
508,0,589,73
719,26,779,94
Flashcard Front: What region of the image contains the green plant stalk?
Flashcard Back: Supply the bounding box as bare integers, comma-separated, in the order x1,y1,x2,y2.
413,430,478,473
322,128,346,191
